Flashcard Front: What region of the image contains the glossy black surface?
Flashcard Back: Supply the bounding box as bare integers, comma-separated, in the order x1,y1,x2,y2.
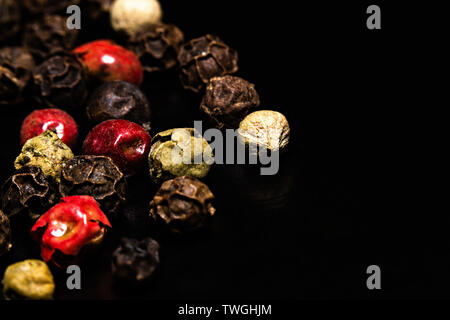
0,1,445,300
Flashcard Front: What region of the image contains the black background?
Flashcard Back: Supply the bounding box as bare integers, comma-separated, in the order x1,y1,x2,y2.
0,0,446,302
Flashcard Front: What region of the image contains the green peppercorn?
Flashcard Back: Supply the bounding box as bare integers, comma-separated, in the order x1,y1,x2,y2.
14,130,74,182
2,259,55,300
148,128,213,184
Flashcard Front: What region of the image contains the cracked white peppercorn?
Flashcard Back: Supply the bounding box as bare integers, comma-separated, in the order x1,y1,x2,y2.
110,0,162,36
238,110,290,155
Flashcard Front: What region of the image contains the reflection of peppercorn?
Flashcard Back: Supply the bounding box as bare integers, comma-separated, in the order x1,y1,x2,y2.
86,81,151,129
178,34,239,93
112,237,160,285
1,166,60,221
128,23,184,73
59,155,127,217
0,47,35,105
23,15,79,61
33,54,88,111
149,176,216,234
0,0,21,43
0,210,12,256
200,76,260,130
2,259,55,300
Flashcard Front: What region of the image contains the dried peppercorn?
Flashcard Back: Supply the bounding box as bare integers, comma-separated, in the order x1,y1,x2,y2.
23,15,79,61
0,47,35,105
148,128,213,184
128,23,184,73
0,0,21,42
178,34,239,93
86,81,151,129
0,210,12,256
149,176,216,234
33,53,88,111
59,155,127,217
20,0,80,15
1,166,60,221
112,237,160,285
2,259,55,300
238,110,290,155
200,76,260,130
31,196,112,267
14,130,74,183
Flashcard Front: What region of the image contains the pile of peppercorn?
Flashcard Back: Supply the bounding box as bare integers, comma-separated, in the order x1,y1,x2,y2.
0,0,290,299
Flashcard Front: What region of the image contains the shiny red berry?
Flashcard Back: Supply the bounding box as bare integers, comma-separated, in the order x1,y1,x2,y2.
20,108,78,149
31,196,111,267
82,119,151,176
73,40,144,86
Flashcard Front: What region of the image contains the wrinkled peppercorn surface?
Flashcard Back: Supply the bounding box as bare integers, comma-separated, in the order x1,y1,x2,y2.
128,23,184,73
21,0,80,15
200,75,260,129
0,47,35,105
0,0,21,42
59,155,127,217
149,176,216,233
33,54,88,111
23,14,79,60
0,210,12,256
238,110,290,154
148,128,213,184
1,166,59,220
112,237,160,284
2,259,55,300
178,34,238,93
86,81,151,129
14,130,74,182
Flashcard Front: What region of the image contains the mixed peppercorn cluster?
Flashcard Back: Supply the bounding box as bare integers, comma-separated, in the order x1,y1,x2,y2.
0,0,290,299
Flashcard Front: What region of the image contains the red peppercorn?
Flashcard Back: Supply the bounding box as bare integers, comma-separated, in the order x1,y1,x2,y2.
20,108,78,149
82,119,151,176
31,196,111,267
73,40,144,86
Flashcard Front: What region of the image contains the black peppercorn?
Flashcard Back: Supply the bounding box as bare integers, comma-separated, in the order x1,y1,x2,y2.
128,23,184,73
200,75,260,129
20,0,80,15
0,47,35,105
33,53,88,111
23,15,79,61
149,176,216,234
0,210,12,256
59,155,127,217
112,237,160,285
1,166,59,221
86,81,151,129
178,34,239,93
0,0,21,43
